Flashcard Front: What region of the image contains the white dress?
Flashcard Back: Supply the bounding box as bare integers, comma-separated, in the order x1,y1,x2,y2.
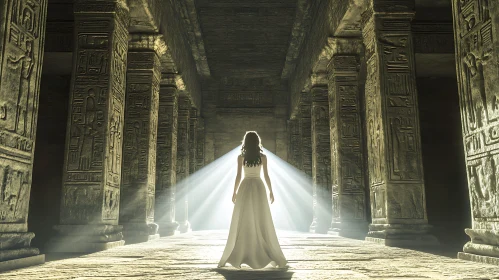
218,163,287,269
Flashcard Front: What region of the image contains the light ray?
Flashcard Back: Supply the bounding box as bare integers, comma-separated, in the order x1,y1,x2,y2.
172,146,316,232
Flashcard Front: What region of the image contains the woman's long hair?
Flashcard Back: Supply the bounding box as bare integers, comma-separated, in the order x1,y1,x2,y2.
241,131,263,167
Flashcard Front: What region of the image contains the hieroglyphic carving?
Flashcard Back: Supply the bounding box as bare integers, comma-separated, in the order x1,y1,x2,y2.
196,118,205,171
155,76,178,233
327,39,368,230
175,95,190,228
0,0,47,233
287,119,301,168
453,0,499,229
189,108,198,175
120,50,160,225
61,1,129,225
310,85,331,233
299,92,312,177
362,5,427,225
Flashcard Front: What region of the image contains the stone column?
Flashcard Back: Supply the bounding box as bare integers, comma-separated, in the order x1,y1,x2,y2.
189,108,198,175
287,119,302,168
361,1,437,246
452,0,499,264
119,34,164,243
0,0,48,269
49,0,129,253
196,118,205,171
155,74,179,236
327,38,369,238
299,92,313,177
309,74,332,234
176,95,191,233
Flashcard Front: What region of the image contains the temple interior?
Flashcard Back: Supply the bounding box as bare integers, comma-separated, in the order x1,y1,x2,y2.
1,0,499,278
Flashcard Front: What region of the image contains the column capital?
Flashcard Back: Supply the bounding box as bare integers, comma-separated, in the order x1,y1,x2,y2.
74,0,130,27
160,73,185,89
330,37,363,55
310,73,328,88
370,0,415,13
128,33,167,56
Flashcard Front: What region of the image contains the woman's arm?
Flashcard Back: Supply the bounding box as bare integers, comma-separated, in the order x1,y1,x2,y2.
232,156,243,203
262,155,274,204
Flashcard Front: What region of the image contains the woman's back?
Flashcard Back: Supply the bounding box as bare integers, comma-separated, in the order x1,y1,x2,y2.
242,163,261,178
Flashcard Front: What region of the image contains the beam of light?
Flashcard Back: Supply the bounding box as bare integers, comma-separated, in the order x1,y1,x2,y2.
262,148,314,232
172,146,318,232
181,146,241,230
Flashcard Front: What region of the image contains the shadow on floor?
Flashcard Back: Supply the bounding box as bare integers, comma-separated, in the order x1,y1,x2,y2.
44,253,88,262
212,267,294,280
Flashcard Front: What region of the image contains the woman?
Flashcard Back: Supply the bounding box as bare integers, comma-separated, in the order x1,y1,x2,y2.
218,131,287,269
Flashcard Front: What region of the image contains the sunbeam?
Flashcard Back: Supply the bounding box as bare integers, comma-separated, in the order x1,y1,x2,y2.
173,146,315,232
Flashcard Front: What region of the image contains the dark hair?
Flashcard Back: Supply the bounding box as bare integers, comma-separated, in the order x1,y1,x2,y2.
241,131,263,167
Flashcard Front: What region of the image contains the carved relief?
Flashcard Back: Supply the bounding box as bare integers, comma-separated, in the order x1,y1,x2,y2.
311,86,331,232
121,50,160,225
0,0,46,153
362,9,427,224
453,0,499,226
103,187,119,220
0,164,30,222
328,49,367,226
365,57,384,185
61,3,128,224
155,84,178,225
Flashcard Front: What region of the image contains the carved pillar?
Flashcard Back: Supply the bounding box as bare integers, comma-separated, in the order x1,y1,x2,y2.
361,1,437,246
299,91,312,177
0,0,48,269
452,0,499,264
176,95,191,233
119,34,164,243
155,74,179,236
196,118,205,171
189,108,198,175
309,74,332,234
49,1,129,253
287,119,301,168
328,38,369,238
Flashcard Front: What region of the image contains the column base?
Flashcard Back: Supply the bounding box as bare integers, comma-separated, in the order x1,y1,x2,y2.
177,221,191,234
0,254,45,272
309,220,329,234
122,223,159,244
458,252,499,266
458,228,499,264
158,221,179,236
0,232,44,271
46,225,125,253
366,223,439,248
329,221,368,239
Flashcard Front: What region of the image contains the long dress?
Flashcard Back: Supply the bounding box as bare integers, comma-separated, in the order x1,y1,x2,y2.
218,163,287,269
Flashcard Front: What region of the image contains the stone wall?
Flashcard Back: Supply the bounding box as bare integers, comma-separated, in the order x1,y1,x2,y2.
159,0,201,108
289,0,350,112
203,77,289,161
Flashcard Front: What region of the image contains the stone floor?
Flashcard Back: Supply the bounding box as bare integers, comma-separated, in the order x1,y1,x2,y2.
3,230,499,279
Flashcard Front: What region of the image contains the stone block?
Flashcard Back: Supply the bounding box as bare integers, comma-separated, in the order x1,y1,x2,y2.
0,254,45,272
458,252,499,266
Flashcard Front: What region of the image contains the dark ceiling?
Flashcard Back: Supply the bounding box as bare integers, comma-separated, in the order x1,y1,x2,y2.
196,0,297,79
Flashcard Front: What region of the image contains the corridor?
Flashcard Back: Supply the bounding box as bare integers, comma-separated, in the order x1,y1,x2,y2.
3,231,499,280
